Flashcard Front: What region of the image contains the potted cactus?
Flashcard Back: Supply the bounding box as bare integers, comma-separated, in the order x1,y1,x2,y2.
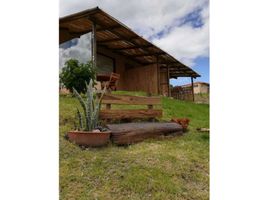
67,80,111,147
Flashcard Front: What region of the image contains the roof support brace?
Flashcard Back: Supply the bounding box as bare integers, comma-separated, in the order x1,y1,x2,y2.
91,20,97,79
156,56,160,95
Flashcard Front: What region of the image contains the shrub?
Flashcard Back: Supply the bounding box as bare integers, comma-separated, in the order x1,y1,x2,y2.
60,59,96,94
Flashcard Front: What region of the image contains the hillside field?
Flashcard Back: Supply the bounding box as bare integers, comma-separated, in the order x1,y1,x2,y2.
60,91,209,200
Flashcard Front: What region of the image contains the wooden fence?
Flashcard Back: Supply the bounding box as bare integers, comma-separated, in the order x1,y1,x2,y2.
171,87,194,101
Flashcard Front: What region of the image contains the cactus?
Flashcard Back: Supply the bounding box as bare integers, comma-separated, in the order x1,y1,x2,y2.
76,108,83,130
73,79,106,131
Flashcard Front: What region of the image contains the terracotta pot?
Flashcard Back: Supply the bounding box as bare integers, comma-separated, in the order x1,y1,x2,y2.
67,130,111,147
170,118,190,131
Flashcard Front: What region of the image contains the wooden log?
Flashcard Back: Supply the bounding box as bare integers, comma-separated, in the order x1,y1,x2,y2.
100,109,162,120
107,122,183,145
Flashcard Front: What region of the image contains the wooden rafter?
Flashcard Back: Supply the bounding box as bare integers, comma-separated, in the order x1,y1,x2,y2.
97,38,124,44
97,44,145,65
88,15,154,55
132,52,165,57
96,25,121,32
113,44,153,51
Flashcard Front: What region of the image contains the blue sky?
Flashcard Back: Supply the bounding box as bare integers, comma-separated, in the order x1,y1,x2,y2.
170,57,209,86
60,0,209,86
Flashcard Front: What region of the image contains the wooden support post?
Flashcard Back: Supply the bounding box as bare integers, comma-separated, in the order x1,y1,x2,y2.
147,92,154,122
91,21,97,79
147,92,153,110
191,77,195,102
156,56,160,95
106,104,111,110
167,64,170,97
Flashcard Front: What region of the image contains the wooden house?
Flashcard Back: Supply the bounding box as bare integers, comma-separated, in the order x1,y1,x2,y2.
59,7,200,96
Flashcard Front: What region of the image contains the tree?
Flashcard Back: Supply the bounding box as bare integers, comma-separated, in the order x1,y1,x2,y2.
60,59,96,93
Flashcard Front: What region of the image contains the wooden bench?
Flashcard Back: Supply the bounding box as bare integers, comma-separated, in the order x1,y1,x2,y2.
100,94,162,121
99,94,184,145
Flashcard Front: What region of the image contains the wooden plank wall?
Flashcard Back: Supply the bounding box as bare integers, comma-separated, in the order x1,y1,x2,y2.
123,64,158,94
97,46,158,94
160,70,168,96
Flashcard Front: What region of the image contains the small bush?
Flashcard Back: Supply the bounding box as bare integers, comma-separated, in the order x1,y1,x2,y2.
60,59,96,94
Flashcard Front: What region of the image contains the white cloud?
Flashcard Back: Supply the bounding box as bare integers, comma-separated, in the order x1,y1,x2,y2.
59,33,91,68
152,23,209,67
60,0,207,36
152,5,209,66
59,0,209,68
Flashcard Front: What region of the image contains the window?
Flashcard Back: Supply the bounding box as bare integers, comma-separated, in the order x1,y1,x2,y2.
97,53,114,74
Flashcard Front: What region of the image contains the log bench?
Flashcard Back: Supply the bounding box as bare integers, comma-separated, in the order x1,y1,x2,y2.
99,94,184,145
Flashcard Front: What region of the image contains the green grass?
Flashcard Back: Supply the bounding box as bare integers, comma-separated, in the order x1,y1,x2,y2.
60,91,209,200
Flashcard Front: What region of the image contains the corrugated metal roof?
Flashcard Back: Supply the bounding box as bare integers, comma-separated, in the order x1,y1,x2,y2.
59,7,200,78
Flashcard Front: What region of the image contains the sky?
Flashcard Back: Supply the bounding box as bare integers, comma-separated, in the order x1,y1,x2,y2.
59,0,209,86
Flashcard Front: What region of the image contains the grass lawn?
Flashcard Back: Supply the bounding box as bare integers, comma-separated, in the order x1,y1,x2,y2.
59,91,209,200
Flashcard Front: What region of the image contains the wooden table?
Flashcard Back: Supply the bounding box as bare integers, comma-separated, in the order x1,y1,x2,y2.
96,74,111,82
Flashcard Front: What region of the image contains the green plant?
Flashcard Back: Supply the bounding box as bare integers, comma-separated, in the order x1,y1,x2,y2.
60,59,96,93
72,80,106,131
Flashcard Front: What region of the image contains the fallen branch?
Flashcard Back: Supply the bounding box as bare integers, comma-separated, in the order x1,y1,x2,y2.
196,128,210,132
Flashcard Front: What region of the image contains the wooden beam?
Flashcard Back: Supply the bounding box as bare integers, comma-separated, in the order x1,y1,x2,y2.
100,109,162,120
60,7,100,23
61,24,121,36
156,55,160,95
97,44,145,65
102,94,161,105
191,77,195,102
69,30,89,36
113,44,153,51
170,75,199,78
91,21,97,76
132,52,165,57
170,73,197,76
167,64,170,97
96,25,121,32
145,61,178,65
97,38,124,44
